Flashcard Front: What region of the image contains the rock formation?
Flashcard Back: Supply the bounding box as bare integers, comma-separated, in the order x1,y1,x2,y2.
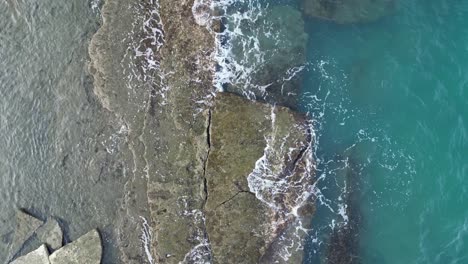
10,244,50,264
8,209,44,261
49,229,102,264
302,0,396,24
36,218,63,251
205,93,314,263
88,0,315,263
7,209,101,264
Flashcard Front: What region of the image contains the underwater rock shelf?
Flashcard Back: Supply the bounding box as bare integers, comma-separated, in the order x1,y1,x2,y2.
302,0,396,24
8,209,102,264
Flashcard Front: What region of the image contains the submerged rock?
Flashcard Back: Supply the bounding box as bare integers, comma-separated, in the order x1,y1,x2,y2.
49,229,102,264
8,209,44,261
226,5,308,109
325,152,363,264
205,93,314,263
10,244,50,264
36,218,63,251
302,0,396,24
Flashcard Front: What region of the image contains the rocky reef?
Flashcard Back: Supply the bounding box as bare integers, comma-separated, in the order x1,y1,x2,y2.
88,0,315,263
302,0,396,24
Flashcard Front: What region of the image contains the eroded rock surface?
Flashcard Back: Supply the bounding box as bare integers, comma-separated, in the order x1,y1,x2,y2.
302,0,396,24
49,229,102,264
10,244,50,264
8,209,44,261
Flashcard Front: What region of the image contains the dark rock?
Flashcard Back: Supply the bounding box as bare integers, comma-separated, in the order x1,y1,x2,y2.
325,153,363,264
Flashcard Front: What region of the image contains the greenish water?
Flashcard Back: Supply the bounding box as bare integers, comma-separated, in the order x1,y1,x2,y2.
301,0,468,263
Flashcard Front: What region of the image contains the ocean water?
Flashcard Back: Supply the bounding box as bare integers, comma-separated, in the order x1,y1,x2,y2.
0,1,139,262
299,0,468,263
1,0,467,263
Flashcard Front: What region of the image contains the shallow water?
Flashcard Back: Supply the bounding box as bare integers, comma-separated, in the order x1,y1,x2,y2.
301,0,468,263
0,1,131,262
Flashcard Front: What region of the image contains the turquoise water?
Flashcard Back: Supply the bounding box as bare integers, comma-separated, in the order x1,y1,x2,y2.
301,0,468,263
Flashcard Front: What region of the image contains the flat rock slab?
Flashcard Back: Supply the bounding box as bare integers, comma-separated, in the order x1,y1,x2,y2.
36,218,63,251
205,93,312,263
49,229,102,264
10,244,50,264
8,209,44,261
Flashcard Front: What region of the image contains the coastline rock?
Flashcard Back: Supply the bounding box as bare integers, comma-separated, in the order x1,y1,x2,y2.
144,0,217,263
302,0,396,24
49,229,102,264
89,0,315,262
36,218,63,251
8,209,44,261
205,93,314,263
226,5,308,109
9,244,50,264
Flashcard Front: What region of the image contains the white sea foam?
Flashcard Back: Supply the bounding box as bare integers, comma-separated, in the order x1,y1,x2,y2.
90,0,101,14
192,0,212,26
178,196,212,264
207,0,292,97
140,216,155,264
122,0,169,108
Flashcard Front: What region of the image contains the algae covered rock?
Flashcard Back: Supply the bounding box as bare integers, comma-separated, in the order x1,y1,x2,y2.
302,0,396,24
10,244,50,264
49,229,102,264
205,93,314,263
226,5,308,109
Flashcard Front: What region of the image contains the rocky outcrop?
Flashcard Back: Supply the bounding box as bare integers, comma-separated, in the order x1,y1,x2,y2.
10,244,50,264
226,5,308,109
49,229,102,264
302,0,396,24
88,0,315,263
205,93,314,263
